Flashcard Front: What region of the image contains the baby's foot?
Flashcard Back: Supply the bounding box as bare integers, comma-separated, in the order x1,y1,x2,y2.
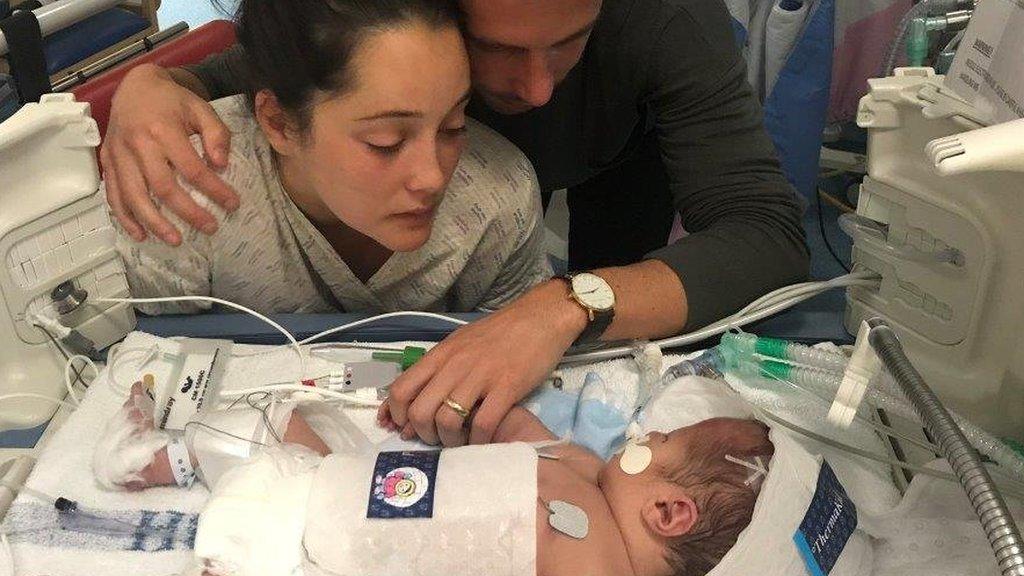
94,382,176,490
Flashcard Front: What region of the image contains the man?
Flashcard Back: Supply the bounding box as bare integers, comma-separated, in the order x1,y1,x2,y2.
100,0,808,447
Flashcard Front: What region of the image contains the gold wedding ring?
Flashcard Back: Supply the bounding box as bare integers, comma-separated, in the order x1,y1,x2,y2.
444,398,471,419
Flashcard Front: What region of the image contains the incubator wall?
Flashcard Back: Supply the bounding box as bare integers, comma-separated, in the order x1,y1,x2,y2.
0,94,136,430
849,68,1024,439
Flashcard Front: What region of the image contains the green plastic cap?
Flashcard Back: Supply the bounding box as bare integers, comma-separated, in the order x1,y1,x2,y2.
373,346,427,370
907,18,929,67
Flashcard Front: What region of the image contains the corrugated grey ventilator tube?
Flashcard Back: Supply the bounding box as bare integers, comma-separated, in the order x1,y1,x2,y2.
867,317,1024,576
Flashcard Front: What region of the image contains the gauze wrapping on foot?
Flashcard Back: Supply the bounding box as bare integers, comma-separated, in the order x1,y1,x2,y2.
93,387,170,490
193,445,322,576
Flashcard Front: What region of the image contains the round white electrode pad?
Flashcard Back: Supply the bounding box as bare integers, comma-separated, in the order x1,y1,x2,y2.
620,442,652,475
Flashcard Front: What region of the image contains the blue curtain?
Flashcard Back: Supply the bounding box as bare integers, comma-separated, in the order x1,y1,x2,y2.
730,0,835,205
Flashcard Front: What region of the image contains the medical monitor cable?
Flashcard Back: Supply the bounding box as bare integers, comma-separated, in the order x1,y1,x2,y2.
95,296,307,381
92,275,878,404
0,325,90,412
96,274,877,370
817,188,851,272
561,272,882,364
34,324,91,393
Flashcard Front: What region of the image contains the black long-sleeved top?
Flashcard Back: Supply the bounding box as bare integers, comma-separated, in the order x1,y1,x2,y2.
185,0,809,329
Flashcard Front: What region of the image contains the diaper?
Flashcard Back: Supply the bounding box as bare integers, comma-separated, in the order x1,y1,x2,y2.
303,442,538,576
193,445,323,576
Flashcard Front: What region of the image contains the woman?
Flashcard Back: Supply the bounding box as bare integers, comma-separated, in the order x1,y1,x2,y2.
113,0,550,315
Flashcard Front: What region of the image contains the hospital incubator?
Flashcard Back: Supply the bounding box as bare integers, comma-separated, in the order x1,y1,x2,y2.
848,67,1024,439
0,93,135,430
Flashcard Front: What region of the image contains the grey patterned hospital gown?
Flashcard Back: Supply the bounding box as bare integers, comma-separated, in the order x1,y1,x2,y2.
115,96,552,316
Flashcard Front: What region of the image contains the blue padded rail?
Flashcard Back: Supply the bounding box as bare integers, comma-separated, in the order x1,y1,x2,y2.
44,8,149,74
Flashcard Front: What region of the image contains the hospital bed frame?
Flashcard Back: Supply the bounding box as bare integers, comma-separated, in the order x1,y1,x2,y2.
2,0,161,84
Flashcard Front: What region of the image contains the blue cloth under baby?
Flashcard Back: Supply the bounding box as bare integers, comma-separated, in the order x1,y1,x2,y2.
523,372,638,460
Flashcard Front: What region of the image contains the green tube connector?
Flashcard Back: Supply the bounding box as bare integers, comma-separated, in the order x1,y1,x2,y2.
720,332,756,356
721,332,787,361
907,17,929,67
730,358,793,384
1005,438,1024,461
372,346,426,370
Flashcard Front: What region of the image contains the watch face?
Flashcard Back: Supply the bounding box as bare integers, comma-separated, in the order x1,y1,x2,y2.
571,273,615,311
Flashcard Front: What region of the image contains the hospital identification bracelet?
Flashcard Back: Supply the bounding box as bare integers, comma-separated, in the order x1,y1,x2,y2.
167,435,196,487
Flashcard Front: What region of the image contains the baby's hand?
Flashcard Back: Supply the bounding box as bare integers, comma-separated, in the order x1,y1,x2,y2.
377,399,400,432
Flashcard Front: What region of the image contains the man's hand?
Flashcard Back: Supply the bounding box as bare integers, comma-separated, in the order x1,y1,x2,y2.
101,64,239,245
379,260,688,448
380,280,587,447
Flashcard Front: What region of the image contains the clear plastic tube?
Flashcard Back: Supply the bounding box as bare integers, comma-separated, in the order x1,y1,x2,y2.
662,348,726,382
729,355,1024,486
884,0,935,75
720,332,848,374
867,374,1024,485
724,362,1024,495
732,359,843,404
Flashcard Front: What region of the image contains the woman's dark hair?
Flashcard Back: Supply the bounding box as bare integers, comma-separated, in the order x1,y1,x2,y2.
231,0,460,131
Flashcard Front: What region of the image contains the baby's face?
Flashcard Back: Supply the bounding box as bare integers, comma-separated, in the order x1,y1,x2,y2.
597,418,751,497
600,425,699,489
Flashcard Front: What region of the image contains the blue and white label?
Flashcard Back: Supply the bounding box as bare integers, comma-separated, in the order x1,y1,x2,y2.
793,461,857,576
367,451,440,519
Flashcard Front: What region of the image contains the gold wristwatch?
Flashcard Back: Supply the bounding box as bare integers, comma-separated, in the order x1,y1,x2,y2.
562,272,616,344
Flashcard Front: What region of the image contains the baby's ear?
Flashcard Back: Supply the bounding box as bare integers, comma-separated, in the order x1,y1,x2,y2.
642,486,698,538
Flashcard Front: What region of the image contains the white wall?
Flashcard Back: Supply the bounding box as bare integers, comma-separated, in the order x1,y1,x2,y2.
158,0,236,29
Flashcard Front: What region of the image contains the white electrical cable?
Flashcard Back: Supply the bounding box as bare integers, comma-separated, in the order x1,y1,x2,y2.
298,311,468,346
219,385,382,407
62,355,98,407
232,311,467,359
90,276,877,409
309,342,407,354
562,272,881,364
96,296,307,379
96,276,876,375
105,345,160,397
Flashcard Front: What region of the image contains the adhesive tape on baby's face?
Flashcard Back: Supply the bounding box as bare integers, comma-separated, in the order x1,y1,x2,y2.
620,441,653,475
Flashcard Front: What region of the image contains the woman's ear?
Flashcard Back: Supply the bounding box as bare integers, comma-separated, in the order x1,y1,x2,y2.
642,487,698,538
255,90,302,156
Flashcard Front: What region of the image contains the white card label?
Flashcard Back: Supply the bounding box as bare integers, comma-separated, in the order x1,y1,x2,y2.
945,0,1024,124
157,339,231,431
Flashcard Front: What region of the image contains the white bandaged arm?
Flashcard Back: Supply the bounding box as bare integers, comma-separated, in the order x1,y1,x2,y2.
93,393,297,491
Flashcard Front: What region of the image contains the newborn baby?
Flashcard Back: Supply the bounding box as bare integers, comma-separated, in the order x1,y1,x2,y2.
100,383,774,576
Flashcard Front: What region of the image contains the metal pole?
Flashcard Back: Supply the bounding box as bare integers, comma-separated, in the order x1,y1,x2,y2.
0,0,137,57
